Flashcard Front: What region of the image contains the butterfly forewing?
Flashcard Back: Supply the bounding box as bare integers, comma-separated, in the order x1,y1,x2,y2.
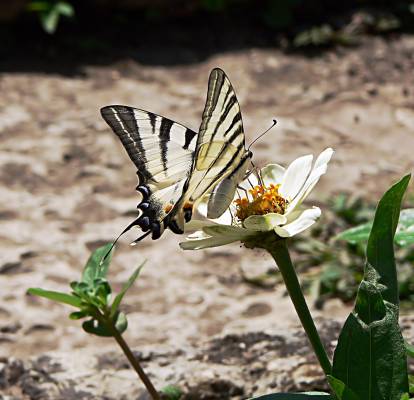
182,68,250,211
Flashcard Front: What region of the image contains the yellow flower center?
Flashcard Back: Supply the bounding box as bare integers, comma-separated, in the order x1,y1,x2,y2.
234,184,288,221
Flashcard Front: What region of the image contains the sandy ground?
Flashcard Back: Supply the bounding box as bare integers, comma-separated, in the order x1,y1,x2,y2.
1,34,414,398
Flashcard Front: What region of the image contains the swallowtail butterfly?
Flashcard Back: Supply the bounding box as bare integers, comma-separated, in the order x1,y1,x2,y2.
101,68,252,242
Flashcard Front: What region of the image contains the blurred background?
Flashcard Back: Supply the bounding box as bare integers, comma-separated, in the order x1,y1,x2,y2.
1,1,414,398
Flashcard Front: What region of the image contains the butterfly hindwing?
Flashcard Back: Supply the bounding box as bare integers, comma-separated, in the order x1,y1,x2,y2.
100,105,197,239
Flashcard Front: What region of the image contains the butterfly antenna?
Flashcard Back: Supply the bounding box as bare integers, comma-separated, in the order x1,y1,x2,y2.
247,119,277,151
247,175,255,189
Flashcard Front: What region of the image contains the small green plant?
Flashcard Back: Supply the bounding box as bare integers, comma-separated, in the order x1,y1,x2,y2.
27,0,74,34
28,244,164,400
329,176,410,400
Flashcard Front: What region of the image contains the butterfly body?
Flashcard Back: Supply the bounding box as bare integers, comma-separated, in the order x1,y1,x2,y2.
101,68,251,242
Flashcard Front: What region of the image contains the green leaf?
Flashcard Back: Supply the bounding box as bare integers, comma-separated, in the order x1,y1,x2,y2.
327,376,360,399
161,385,182,400
70,278,111,309
333,266,408,399
70,280,87,292
27,1,51,12
37,1,74,34
332,175,410,400
69,310,88,320
82,318,112,337
367,174,410,306
82,312,128,337
395,231,414,247
93,279,112,306
406,341,414,358
28,288,82,308
81,243,114,284
395,208,414,247
337,208,414,248
336,223,372,244
55,1,74,17
111,264,144,316
41,9,59,34
409,374,414,394
114,311,128,334
249,393,331,399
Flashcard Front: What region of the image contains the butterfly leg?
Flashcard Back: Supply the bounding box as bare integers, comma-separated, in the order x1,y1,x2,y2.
236,185,249,197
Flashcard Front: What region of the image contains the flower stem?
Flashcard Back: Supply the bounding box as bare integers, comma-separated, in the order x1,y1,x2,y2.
99,312,160,400
265,239,332,375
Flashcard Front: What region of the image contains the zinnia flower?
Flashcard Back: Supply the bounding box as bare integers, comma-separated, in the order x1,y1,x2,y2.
180,148,334,250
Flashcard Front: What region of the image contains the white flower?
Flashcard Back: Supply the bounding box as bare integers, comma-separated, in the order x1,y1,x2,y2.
180,148,334,250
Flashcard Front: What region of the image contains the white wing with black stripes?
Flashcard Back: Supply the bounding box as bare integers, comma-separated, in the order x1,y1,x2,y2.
100,105,198,240
100,68,252,243
177,68,252,221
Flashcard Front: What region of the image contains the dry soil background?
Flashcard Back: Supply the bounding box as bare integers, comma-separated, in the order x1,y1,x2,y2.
1,35,414,399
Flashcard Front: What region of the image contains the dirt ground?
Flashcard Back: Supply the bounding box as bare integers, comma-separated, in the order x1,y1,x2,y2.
1,33,414,399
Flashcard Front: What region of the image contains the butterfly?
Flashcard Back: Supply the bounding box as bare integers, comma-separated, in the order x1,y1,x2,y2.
101,68,252,243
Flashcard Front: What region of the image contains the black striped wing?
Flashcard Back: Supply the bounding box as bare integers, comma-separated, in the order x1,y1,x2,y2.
190,68,250,199
100,105,198,240
168,68,251,230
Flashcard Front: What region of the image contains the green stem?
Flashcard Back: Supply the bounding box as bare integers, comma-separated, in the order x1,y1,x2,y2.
265,239,332,375
98,312,160,400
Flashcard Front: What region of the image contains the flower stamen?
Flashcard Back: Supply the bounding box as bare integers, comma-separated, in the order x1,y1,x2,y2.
234,184,288,221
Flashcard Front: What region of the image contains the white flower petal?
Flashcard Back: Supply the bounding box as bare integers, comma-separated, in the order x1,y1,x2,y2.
261,164,285,186
243,213,287,231
180,235,239,250
185,218,216,231
187,200,233,232
180,224,253,250
186,230,210,240
279,154,313,200
209,209,233,226
285,148,334,215
284,208,303,223
203,224,249,238
274,207,321,237
301,148,334,200
314,147,334,170
195,200,208,218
